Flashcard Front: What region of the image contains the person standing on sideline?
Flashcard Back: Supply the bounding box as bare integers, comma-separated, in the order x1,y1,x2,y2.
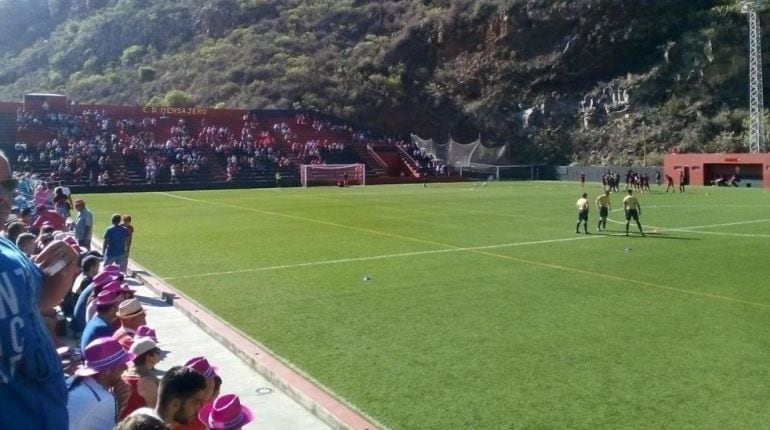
678,170,686,193
623,189,645,237
595,190,611,231
121,215,134,264
103,213,129,272
665,174,675,192
0,151,81,430
575,192,589,234
579,171,586,189
74,199,93,250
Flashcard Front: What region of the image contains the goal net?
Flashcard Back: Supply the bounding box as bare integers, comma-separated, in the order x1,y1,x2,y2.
457,164,536,181
300,164,366,187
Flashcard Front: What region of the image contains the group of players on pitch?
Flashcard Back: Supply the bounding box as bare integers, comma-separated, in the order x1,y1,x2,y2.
575,189,645,237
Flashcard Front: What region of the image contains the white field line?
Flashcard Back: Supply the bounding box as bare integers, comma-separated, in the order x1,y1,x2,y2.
163,235,601,280
155,192,460,250
156,192,770,308
607,215,770,237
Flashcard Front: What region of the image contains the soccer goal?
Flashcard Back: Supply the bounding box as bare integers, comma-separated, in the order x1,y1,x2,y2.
300,163,366,187
457,164,536,181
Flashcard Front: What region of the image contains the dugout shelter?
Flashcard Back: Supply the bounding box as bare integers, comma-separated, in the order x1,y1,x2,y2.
663,153,770,187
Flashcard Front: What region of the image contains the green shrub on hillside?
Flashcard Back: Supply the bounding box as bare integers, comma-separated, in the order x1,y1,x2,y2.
138,66,156,82
163,89,194,107
121,45,145,66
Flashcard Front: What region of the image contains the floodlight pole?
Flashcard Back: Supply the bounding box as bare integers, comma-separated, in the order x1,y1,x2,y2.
742,0,767,153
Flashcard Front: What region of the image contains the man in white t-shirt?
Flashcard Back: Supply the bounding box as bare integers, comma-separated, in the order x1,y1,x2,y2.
67,338,134,430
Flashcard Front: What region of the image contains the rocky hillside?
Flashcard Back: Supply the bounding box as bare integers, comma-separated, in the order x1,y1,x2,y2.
0,0,759,164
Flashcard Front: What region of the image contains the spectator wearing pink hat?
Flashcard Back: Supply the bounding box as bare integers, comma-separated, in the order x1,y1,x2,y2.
80,289,122,351
184,356,218,399
177,357,219,430
113,298,148,349
72,270,120,334
136,325,159,342
120,336,163,419
103,262,122,274
198,394,254,430
130,366,207,428
67,337,135,430
173,357,217,430
86,279,135,324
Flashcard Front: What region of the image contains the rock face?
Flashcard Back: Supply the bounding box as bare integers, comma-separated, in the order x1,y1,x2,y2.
0,0,757,164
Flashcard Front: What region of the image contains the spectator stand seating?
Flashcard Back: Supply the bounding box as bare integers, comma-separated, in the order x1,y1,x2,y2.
2,103,441,190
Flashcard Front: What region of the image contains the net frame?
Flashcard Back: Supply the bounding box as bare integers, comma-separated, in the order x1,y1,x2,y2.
300,163,366,187
457,164,536,181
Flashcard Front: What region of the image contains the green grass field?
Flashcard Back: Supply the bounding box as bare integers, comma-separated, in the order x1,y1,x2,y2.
83,182,770,429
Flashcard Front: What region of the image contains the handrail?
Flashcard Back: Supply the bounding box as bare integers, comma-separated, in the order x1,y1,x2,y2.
366,145,389,169
395,144,419,167
395,145,420,178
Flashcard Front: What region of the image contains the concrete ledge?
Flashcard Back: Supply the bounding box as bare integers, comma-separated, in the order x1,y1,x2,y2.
127,263,381,430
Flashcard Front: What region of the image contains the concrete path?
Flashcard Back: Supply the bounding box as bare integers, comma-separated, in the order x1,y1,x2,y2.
119,257,380,430
128,279,332,430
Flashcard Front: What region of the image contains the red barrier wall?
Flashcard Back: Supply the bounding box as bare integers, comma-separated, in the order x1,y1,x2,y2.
376,152,403,176
664,153,770,187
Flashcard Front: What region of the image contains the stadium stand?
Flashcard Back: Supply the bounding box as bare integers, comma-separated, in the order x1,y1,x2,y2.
0,95,469,191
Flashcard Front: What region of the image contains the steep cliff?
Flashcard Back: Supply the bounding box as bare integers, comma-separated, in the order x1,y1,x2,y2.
0,0,757,164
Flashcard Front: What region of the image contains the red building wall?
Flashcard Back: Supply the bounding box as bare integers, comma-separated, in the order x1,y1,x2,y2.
664,153,770,187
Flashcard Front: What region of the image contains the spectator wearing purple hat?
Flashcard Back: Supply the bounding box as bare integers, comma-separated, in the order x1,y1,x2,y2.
198,394,254,430
184,356,218,400
80,289,122,352
136,325,158,342
86,279,135,324
72,270,120,334
131,366,207,428
67,337,135,430
103,262,122,274
177,357,219,430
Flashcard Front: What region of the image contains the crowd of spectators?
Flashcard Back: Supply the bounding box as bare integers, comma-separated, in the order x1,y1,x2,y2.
118,118,208,184
15,109,123,185
0,151,254,429
14,107,448,187
280,115,349,165
206,116,292,182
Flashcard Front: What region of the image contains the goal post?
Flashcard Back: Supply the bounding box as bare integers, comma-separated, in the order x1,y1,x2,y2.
300,163,366,187
457,164,536,181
